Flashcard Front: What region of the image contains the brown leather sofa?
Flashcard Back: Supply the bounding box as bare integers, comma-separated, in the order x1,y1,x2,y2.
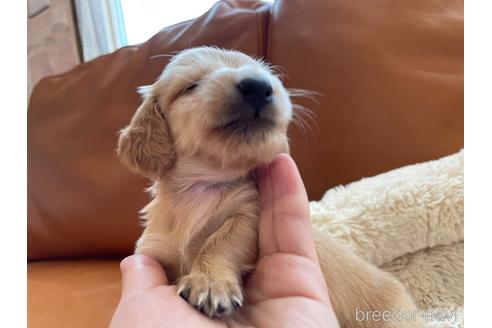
27,0,463,327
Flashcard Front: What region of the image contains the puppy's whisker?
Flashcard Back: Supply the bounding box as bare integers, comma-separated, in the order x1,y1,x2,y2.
150,54,175,60
268,64,289,80
291,114,310,146
288,88,322,105
288,87,320,146
151,49,183,60
291,103,317,145
293,103,317,122
292,103,317,125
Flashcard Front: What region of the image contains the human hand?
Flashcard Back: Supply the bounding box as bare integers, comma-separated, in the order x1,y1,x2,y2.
110,154,339,328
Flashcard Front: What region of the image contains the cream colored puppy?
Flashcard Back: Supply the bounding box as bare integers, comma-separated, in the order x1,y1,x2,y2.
117,47,421,327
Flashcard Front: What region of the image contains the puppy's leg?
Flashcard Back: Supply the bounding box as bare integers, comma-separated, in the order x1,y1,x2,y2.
314,231,423,327
134,232,182,283
177,212,257,317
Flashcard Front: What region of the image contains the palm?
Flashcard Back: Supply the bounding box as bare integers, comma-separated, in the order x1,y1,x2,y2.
124,253,335,328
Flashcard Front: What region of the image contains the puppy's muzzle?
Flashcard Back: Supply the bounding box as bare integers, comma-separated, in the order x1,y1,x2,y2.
214,77,277,137
237,78,273,117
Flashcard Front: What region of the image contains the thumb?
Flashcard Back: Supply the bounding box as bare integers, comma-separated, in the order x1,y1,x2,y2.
258,154,318,262
120,254,169,299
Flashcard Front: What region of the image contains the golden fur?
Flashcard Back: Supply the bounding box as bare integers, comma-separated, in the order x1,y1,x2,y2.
117,47,422,327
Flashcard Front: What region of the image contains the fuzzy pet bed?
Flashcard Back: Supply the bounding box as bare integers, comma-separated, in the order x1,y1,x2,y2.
310,150,464,328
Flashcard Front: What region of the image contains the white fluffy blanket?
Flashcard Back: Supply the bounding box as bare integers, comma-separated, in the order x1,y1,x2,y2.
310,150,464,328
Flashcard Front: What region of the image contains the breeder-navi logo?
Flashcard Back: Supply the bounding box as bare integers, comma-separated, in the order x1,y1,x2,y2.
355,307,458,323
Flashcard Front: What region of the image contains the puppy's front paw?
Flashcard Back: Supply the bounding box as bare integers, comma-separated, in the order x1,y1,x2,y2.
177,273,243,317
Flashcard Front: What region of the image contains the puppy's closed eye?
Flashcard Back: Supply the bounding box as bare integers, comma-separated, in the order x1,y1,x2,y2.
180,82,198,96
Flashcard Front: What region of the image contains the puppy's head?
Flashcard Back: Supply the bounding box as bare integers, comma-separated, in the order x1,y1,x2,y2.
118,47,292,179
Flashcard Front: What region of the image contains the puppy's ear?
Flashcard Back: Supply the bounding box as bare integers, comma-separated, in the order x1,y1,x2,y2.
117,87,175,179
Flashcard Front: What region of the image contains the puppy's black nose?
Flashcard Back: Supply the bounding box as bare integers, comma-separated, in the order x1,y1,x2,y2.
237,78,273,111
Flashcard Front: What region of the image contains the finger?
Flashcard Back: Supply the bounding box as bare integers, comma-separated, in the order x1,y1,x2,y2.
120,254,169,299
269,154,318,261
257,163,277,258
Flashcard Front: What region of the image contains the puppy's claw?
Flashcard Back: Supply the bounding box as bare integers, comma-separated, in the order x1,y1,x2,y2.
217,303,227,314
196,292,208,308
231,296,243,309
177,273,243,317
193,303,206,313
178,287,191,301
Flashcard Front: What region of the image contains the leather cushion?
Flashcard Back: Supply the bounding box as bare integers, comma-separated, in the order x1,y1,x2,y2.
28,259,122,328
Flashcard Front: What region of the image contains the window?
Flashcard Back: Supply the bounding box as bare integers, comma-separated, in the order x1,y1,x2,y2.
121,0,221,46
75,0,274,61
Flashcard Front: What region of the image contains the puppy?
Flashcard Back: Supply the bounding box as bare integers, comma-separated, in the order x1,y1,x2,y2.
117,47,421,327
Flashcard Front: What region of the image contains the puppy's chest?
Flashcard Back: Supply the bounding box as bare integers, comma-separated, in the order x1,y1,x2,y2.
170,185,228,240
154,180,257,255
